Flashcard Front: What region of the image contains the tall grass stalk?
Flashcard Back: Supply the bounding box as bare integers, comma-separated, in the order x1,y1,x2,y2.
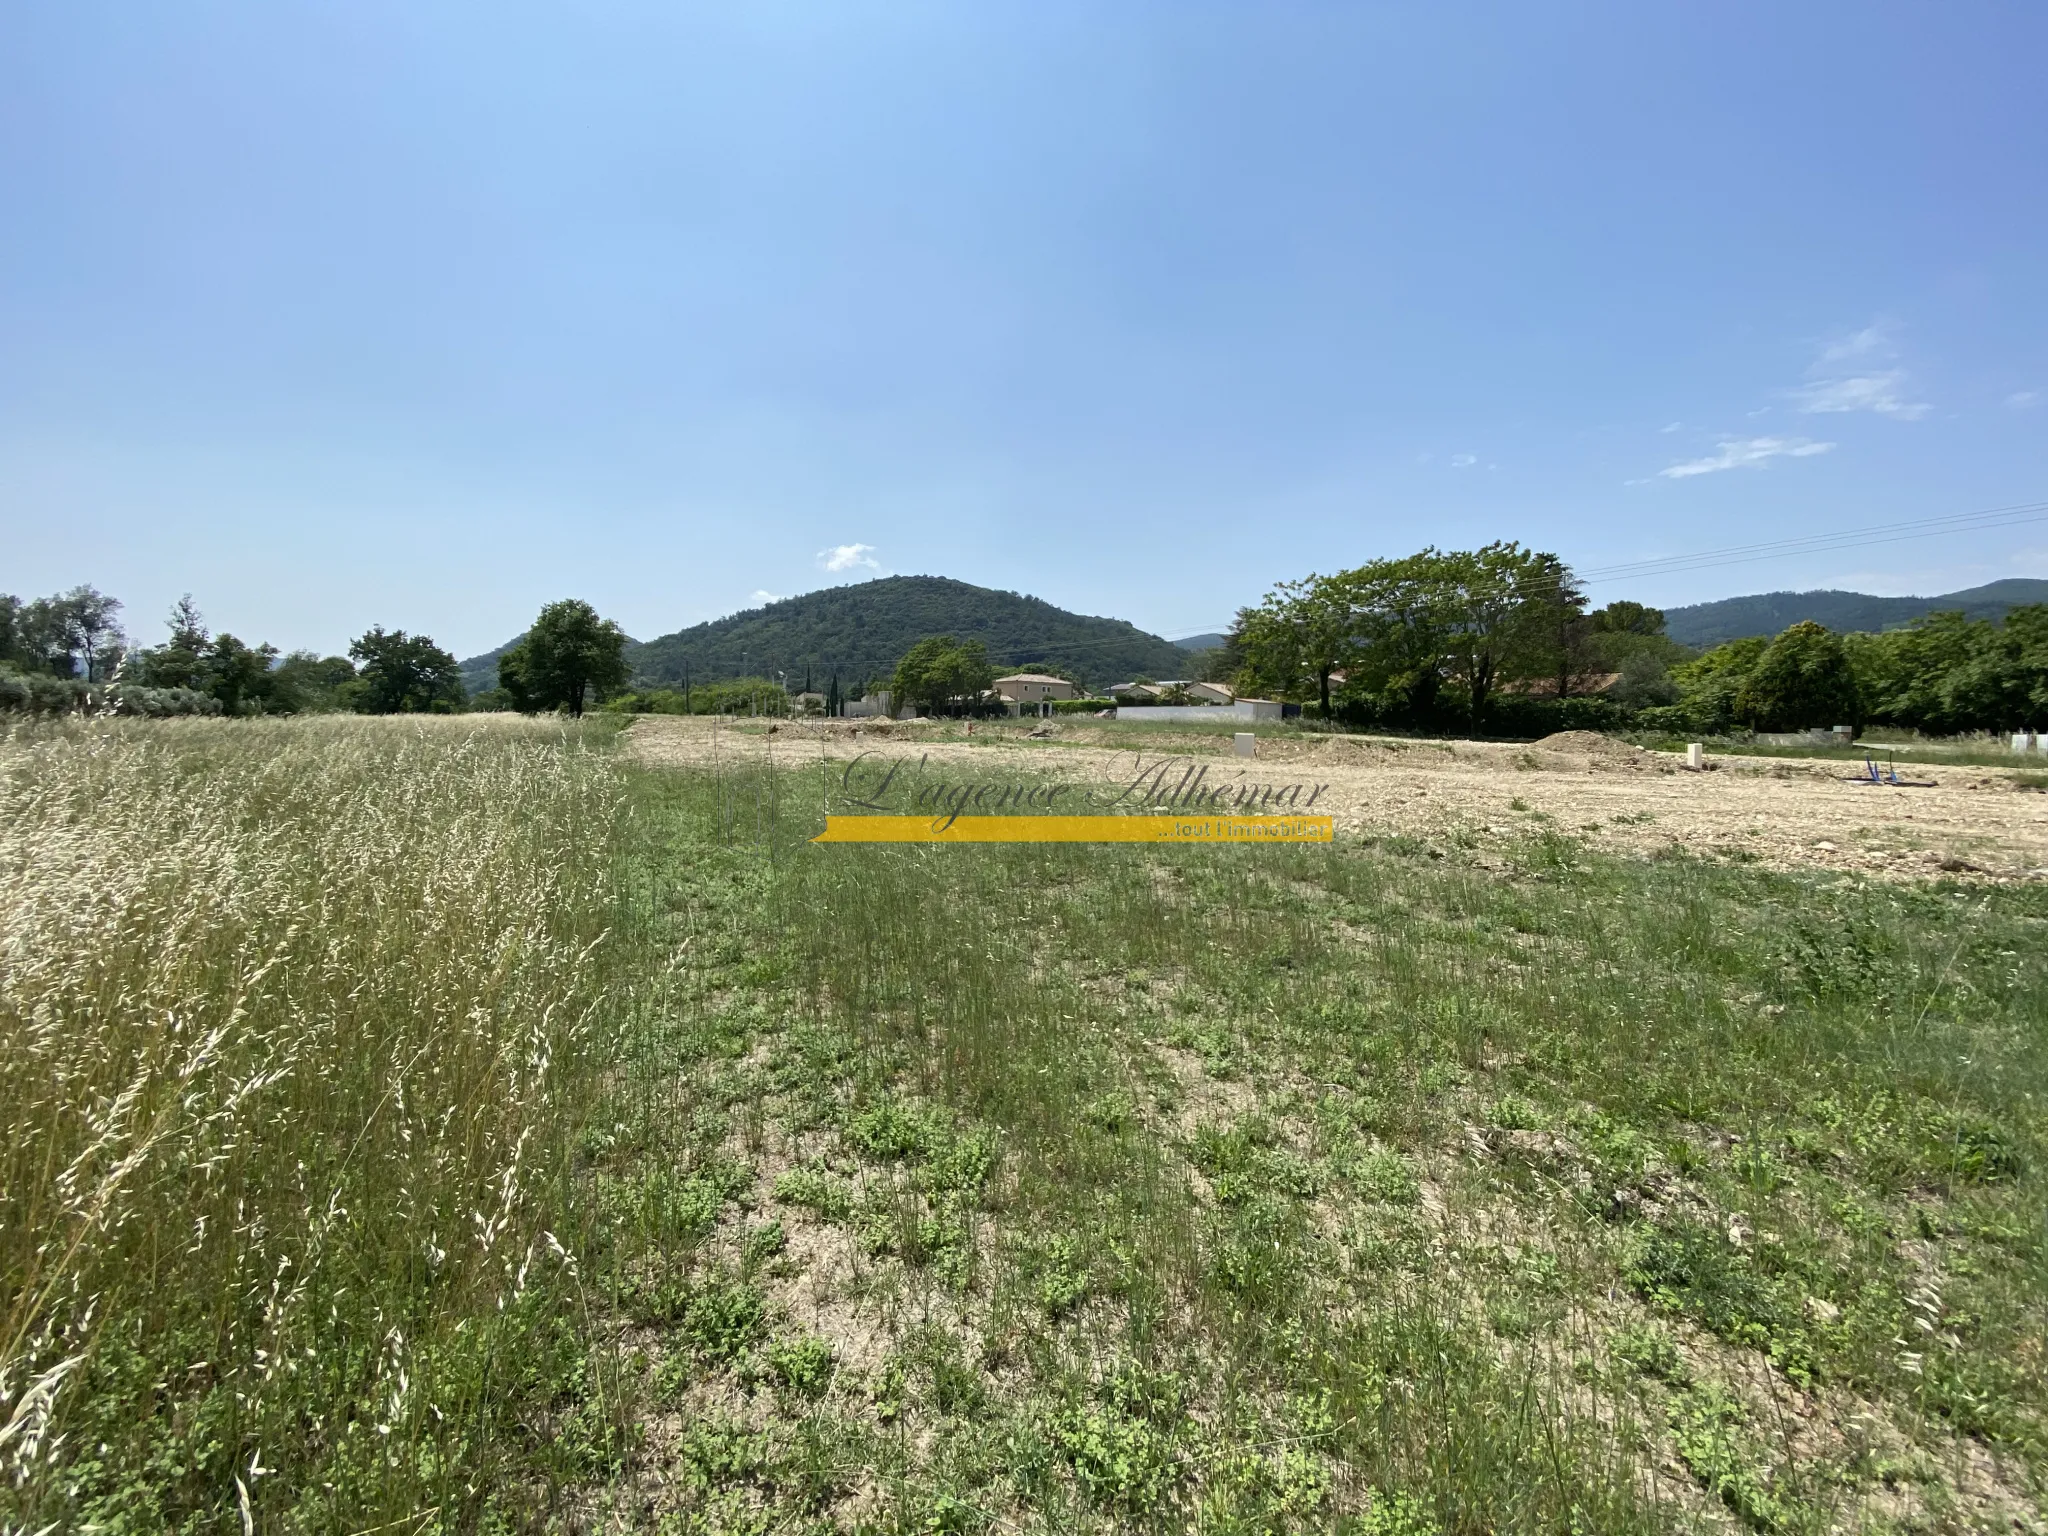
0,716,621,1529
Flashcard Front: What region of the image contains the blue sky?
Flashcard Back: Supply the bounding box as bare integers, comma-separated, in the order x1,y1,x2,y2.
3,3,2045,658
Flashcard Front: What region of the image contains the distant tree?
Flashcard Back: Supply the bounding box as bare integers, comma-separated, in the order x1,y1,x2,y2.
64,586,126,681
6,588,125,678
1607,650,1681,709
1232,578,1355,717
1659,635,1768,734
1734,622,1862,731
892,636,994,716
349,626,464,713
1849,605,2048,734
207,635,280,715
271,651,359,713
497,600,629,717
130,595,212,690
1433,543,1578,727
1588,601,1666,637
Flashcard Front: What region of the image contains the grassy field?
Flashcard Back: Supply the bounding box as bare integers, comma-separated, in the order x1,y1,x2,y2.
0,716,625,1530
4,719,2043,1532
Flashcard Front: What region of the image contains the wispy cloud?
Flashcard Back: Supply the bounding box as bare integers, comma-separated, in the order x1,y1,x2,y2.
1658,436,1835,479
1791,370,1928,419
1790,322,1929,419
1449,453,1477,468
2008,389,2040,410
817,542,880,573
1815,323,1889,366
750,589,785,605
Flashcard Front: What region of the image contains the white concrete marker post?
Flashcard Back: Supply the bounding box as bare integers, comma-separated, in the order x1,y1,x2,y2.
1234,733,1256,759
1687,742,1705,771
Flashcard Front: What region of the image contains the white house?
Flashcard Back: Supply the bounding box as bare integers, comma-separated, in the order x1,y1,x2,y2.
993,673,1080,716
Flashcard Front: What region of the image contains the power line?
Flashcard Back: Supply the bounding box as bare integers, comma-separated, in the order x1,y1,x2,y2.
1576,500,2048,584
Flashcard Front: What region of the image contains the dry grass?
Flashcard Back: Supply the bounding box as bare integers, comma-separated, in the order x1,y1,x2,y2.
0,714,623,1530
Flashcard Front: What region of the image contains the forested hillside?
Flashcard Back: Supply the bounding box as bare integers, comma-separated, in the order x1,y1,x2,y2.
622,576,1189,691
1664,578,2048,647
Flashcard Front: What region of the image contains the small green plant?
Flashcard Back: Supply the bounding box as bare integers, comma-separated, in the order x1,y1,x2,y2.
681,1276,768,1364
1610,1320,1690,1383
742,1219,788,1266
1669,1384,1817,1532
1037,1236,1089,1317
767,1334,835,1396
773,1162,853,1220
1346,1145,1421,1206
1358,1488,1442,1536
1052,1367,1188,1516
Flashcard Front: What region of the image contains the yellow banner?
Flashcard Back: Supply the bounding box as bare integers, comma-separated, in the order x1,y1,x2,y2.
812,814,1334,843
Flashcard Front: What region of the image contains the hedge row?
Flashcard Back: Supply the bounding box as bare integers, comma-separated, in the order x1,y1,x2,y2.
0,669,225,717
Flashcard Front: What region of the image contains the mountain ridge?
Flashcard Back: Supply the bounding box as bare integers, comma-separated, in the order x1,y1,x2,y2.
459,576,1191,695
1662,578,2048,647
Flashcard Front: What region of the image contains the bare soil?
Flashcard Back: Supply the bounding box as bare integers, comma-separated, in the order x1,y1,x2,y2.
624,717,2048,882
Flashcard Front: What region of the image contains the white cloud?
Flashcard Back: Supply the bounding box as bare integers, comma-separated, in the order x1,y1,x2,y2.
1449,453,1477,468
2008,389,2040,410
817,542,880,573
750,589,785,605
1658,436,1836,479
1791,322,1929,419
1660,421,1682,433
1791,370,1929,419
1816,322,1889,366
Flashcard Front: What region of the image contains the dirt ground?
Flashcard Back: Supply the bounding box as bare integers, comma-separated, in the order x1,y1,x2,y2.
625,717,2048,882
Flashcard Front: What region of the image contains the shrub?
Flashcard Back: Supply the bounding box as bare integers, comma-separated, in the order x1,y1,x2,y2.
0,666,92,714
108,684,224,718
1734,622,1862,731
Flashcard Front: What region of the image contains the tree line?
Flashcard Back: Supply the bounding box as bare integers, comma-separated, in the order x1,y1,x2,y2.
2,588,631,719
1221,543,1680,732
14,566,2042,737
1222,545,2048,736
1649,609,2048,735
602,637,1011,718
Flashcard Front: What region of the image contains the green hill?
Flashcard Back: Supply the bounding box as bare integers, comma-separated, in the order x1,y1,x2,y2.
1663,578,2048,647
627,576,1189,692
460,577,1193,696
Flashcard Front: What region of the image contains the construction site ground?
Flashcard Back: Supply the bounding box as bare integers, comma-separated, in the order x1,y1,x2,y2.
624,717,2048,882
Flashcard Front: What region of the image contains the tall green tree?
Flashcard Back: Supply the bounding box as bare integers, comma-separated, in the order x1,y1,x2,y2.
271,651,360,714
1433,543,1577,726
349,627,464,714
129,595,212,690
206,635,280,715
1334,553,1458,715
497,600,629,717
891,636,994,716
64,586,126,682
1236,577,1359,717
0,586,126,679
1734,622,1862,731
